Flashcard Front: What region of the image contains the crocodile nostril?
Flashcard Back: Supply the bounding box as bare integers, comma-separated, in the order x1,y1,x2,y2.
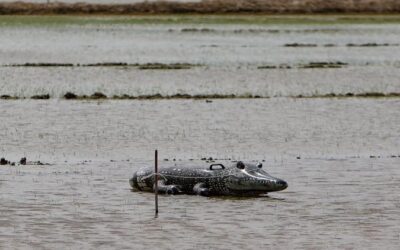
277,180,288,189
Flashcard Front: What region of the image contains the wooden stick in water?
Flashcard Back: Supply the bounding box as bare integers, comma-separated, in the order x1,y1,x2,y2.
155,150,159,217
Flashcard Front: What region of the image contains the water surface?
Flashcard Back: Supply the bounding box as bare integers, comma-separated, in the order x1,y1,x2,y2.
1,16,400,249
0,99,399,249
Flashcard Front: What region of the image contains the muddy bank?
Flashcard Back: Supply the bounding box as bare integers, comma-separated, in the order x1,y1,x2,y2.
1,0,400,15
2,92,400,100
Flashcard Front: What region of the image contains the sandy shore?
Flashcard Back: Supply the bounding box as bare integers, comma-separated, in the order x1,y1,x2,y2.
1,0,400,15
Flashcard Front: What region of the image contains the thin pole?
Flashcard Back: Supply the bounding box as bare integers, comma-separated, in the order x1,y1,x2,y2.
154,150,159,217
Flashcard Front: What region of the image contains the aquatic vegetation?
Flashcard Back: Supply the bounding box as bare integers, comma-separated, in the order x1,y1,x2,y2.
30,94,50,100
138,63,195,70
284,43,318,47
346,43,400,47
181,28,216,33
295,92,400,98
283,43,399,48
63,93,261,100
64,92,78,99
8,63,74,67
84,62,128,67
2,92,400,100
3,62,200,70
0,157,49,166
0,157,10,165
90,92,107,99
299,61,348,69
0,95,18,100
257,64,292,69
257,62,348,69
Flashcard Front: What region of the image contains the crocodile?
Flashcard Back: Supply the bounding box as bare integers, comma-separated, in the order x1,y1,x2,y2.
129,161,288,196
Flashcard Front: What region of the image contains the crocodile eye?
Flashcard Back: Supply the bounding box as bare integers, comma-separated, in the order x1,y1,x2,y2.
256,163,262,168
236,161,245,169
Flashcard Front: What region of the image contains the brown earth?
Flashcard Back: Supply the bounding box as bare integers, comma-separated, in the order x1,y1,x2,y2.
1,0,400,15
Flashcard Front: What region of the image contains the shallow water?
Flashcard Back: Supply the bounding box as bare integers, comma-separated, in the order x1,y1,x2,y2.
2,23,400,66
1,66,399,98
1,17,400,249
1,99,399,161
0,99,399,249
1,22,400,97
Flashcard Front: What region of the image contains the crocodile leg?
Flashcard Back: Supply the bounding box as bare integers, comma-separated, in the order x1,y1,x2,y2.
154,180,182,195
193,183,210,196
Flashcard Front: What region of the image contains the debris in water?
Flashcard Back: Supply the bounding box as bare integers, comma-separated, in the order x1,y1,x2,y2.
138,63,195,70
64,92,78,99
20,157,26,165
31,94,50,99
299,61,348,69
84,62,128,67
257,64,292,69
0,158,9,165
7,63,74,67
346,43,399,47
90,92,107,99
0,95,18,100
284,43,318,47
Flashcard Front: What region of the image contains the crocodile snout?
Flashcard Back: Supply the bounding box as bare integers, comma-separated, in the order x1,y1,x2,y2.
276,179,288,191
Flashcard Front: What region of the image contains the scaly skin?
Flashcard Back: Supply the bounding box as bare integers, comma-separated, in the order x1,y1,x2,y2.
129,161,288,196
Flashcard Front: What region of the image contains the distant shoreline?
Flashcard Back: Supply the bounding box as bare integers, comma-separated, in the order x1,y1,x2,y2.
1,0,400,15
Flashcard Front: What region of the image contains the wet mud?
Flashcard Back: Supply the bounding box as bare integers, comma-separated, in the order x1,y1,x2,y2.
1,0,400,15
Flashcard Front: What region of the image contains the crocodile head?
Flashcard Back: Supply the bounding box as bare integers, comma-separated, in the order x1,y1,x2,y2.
225,161,288,195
